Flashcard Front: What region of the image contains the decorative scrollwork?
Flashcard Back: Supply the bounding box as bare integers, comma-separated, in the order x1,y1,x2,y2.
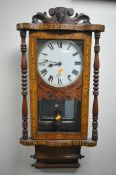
32,7,90,24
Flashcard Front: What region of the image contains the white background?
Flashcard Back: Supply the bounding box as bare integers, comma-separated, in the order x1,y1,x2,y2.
0,0,116,175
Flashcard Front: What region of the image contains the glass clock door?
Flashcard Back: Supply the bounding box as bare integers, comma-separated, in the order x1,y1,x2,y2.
37,39,83,133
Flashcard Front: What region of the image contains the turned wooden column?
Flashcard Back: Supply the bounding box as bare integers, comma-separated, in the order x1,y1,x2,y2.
20,30,28,140
92,31,100,141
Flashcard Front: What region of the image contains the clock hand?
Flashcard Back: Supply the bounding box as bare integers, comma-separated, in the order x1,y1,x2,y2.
39,60,62,66
49,61,59,64
39,61,48,66
43,59,59,64
39,59,53,65
48,62,62,67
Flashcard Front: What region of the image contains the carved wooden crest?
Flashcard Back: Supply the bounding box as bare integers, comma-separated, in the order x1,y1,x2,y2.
32,7,90,24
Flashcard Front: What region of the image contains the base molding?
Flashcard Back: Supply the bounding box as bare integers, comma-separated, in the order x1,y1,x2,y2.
31,145,84,168
32,162,80,168
20,138,97,147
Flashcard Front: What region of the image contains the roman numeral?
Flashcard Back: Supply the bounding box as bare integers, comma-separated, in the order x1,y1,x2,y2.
48,43,54,50
73,52,78,56
67,43,72,50
41,69,47,76
75,61,81,65
57,41,62,48
58,78,62,84
67,75,71,81
48,75,53,82
72,69,78,76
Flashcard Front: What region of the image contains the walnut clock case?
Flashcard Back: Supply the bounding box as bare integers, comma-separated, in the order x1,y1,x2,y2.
17,7,105,168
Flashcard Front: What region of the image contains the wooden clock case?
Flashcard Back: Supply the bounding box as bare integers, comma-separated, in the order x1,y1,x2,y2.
17,7,105,168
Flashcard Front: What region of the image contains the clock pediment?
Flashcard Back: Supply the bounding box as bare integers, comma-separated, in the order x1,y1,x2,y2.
32,7,90,24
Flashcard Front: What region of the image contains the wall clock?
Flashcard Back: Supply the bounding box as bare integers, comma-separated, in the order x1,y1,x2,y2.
17,7,105,168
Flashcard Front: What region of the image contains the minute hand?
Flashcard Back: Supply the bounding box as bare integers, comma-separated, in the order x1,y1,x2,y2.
44,59,59,64
48,62,62,67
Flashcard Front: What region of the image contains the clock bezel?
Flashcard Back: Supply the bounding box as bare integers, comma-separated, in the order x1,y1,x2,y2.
37,39,83,88
29,31,92,140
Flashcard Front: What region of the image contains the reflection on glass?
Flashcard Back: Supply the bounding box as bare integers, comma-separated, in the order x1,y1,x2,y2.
38,99,81,132
64,100,74,118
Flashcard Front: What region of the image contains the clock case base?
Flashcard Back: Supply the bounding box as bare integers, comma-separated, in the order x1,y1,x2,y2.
20,138,97,169
31,145,83,168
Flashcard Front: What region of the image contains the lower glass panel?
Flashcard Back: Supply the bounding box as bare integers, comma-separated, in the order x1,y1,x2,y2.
38,99,81,132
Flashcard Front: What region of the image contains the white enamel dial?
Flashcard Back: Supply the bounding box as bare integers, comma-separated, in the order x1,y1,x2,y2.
38,40,83,87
